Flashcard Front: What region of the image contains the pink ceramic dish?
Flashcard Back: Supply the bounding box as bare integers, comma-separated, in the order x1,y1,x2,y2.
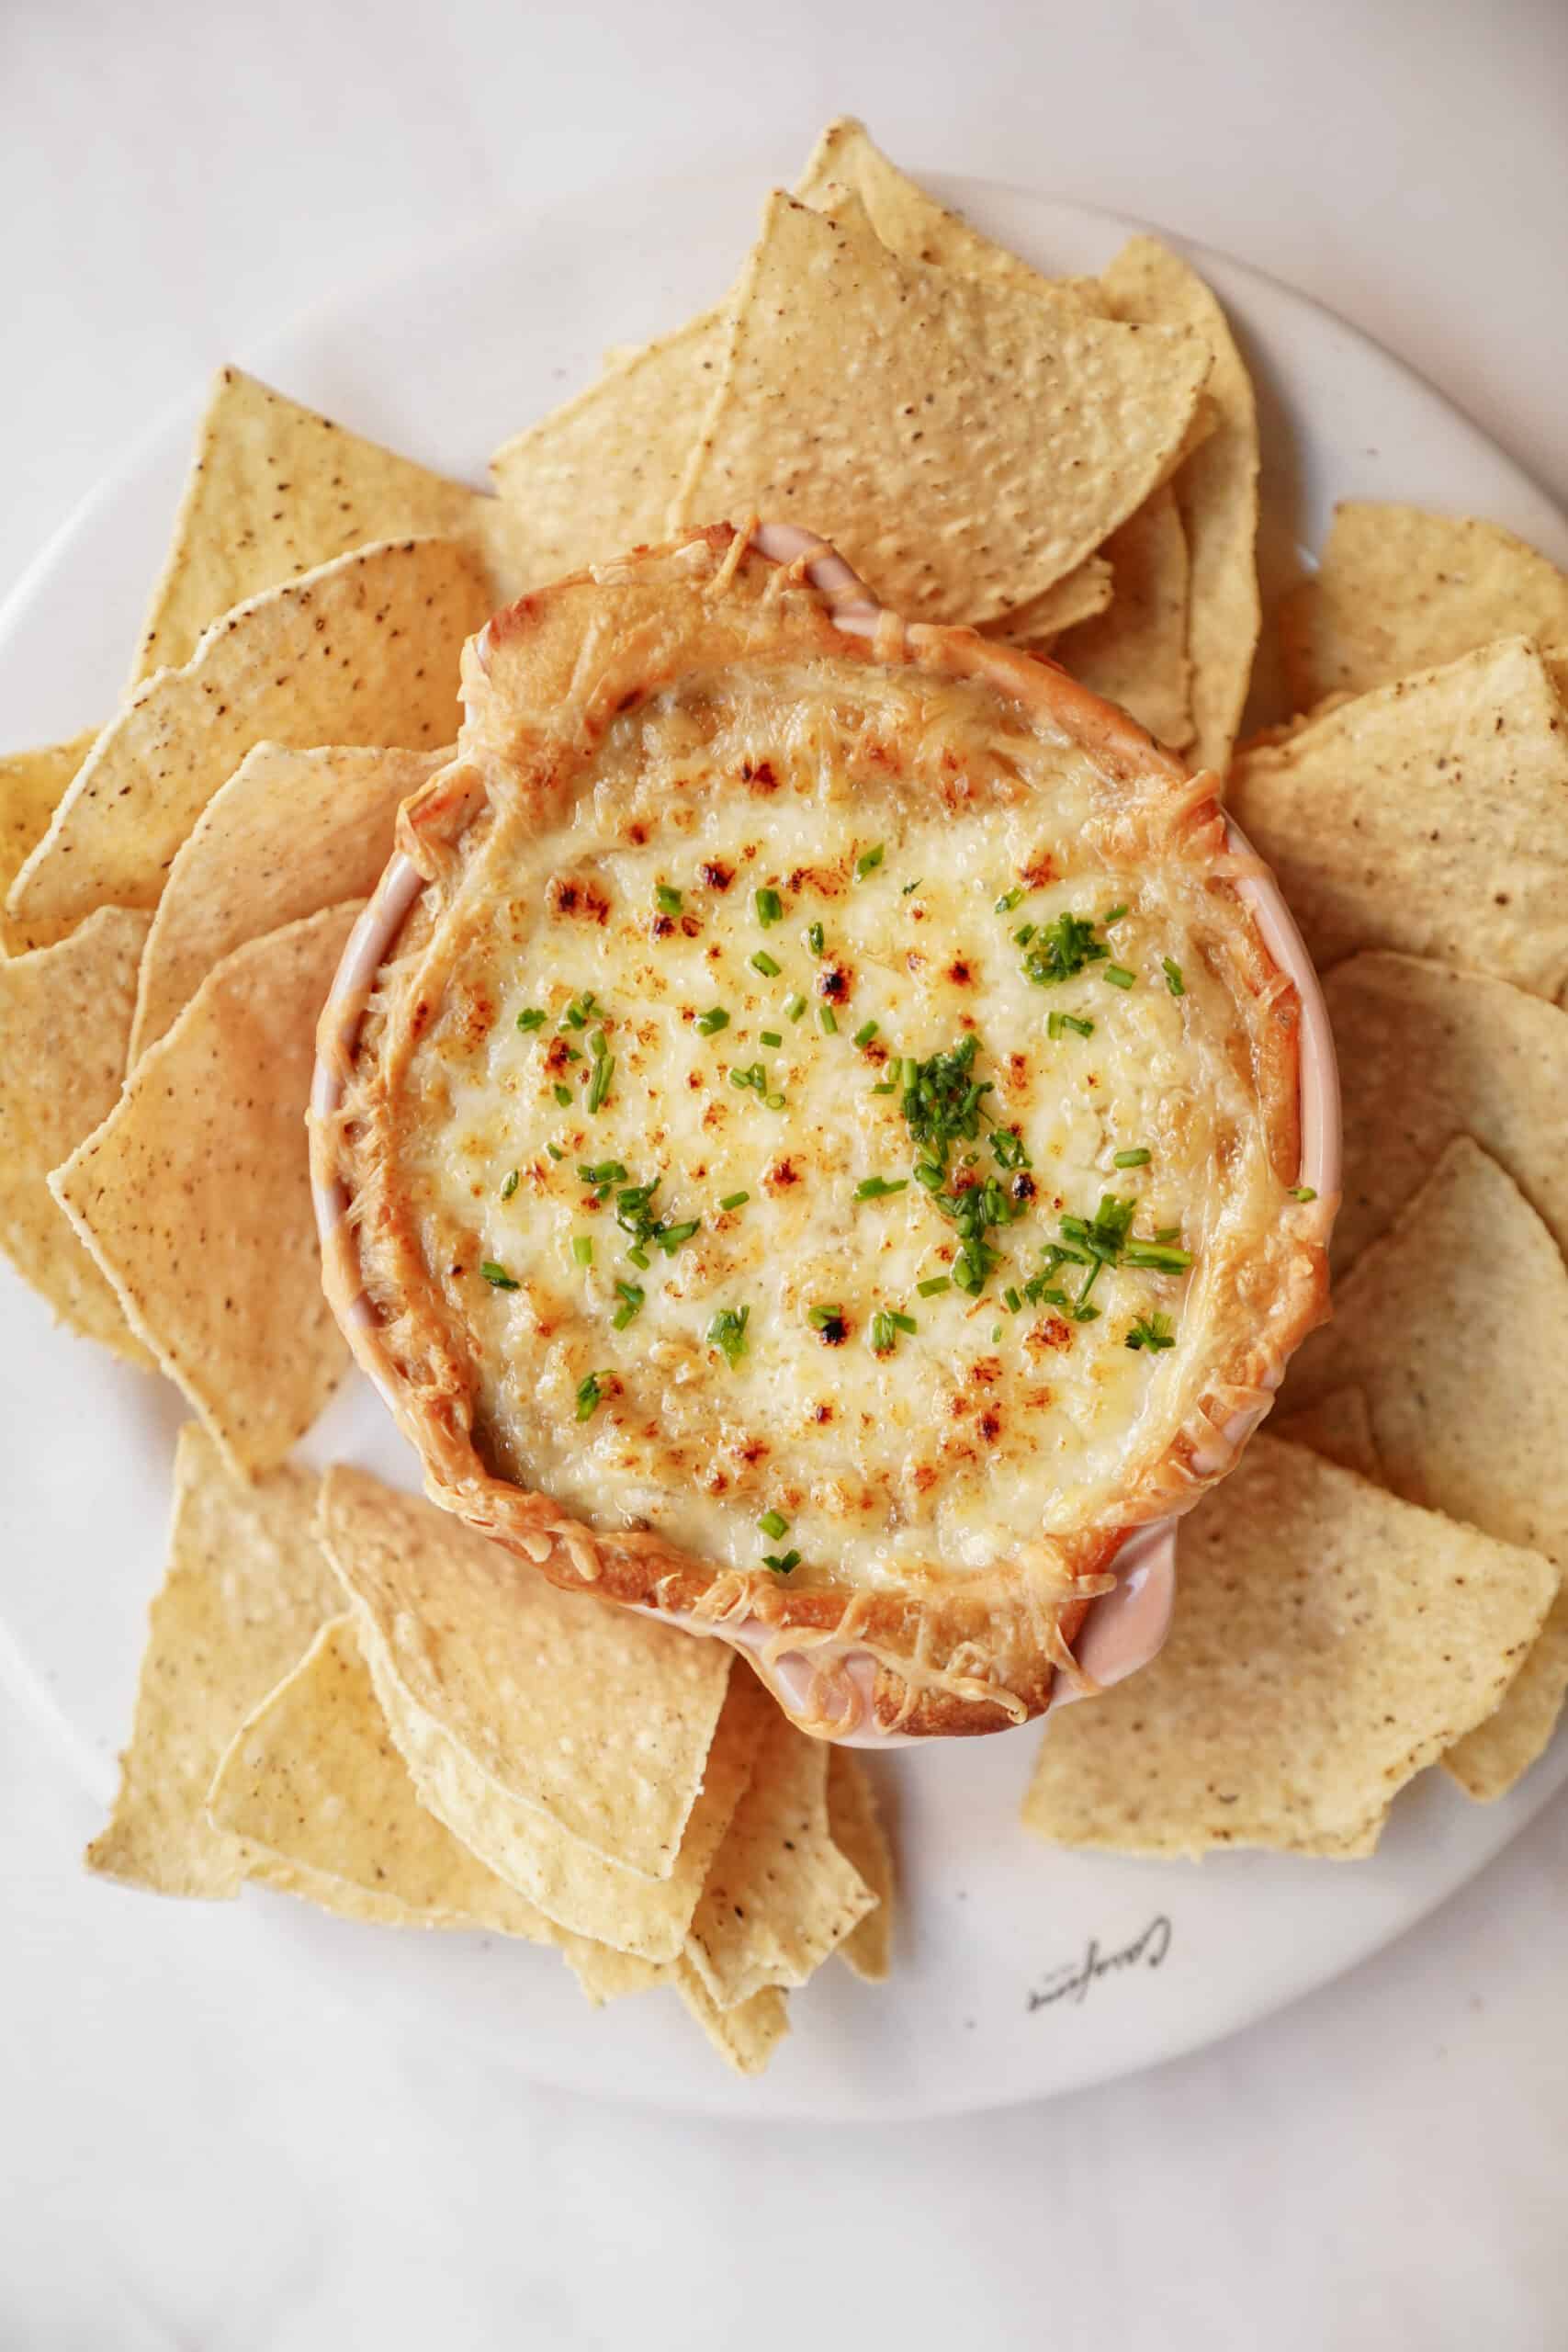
310,523,1340,1747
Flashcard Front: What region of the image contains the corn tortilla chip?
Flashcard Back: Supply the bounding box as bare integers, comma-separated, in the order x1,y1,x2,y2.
673,1964,790,2076
355,1625,763,1959
1055,486,1193,747
1280,504,1568,711
9,537,491,933
0,907,152,1363
318,1465,733,1879
1444,1590,1568,1803
1274,1387,1382,1481
684,1690,876,2007
129,741,445,1063
1325,954,1568,1274
51,903,358,1474
1227,637,1568,1001
1283,1138,1568,1797
208,1616,558,1939
670,188,1209,626
986,556,1114,649
826,1750,894,1981
0,730,98,954
86,1427,338,1896
1021,1434,1555,1857
1100,235,1259,772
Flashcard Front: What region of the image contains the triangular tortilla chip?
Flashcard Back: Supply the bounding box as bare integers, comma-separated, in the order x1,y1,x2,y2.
317,1466,733,1879
1282,1138,1568,1798
51,903,358,1473
1100,235,1259,771
1274,1387,1381,1482
129,741,445,1062
670,188,1209,625
1443,1589,1568,1803
1325,953,1568,1273
1055,486,1193,746
9,537,490,932
1021,1434,1555,1857
86,1427,339,1896
672,1964,790,2076
1280,504,1568,711
130,368,494,684
1227,637,1568,1001
0,907,152,1363
987,556,1114,649
684,1691,875,2007
0,730,98,954
826,1750,894,1981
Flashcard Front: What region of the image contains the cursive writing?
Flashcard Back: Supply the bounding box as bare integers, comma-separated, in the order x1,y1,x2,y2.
1026,1914,1172,2012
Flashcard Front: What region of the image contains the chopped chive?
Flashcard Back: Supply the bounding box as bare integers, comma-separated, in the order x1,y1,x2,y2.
902,878,921,896
1103,964,1135,989
578,1159,627,1191
655,1220,699,1255
1103,903,1129,923
1163,957,1186,997
900,1057,918,1091
547,1144,564,1161
586,1055,615,1113
575,1372,606,1421
1003,1285,1022,1313
1289,1185,1318,1204
571,1235,593,1266
479,1261,519,1290
760,1029,783,1047
1047,1011,1095,1040
807,1305,844,1329
517,1007,547,1032
706,1305,750,1367
500,1169,520,1200
807,921,825,956
757,1509,789,1541
912,1161,943,1192
750,950,782,978
762,1549,801,1575
871,1080,897,1095
764,1091,786,1111
856,843,885,879
1113,1148,1152,1168
917,1275,952,1297
626,1246,650,1270
818,1006,838,1035
854,1176,908,1200
784,992,807,1022
655,883,682,914
1126,1312,1176,1353
995,888,1024,913
853,1019,879,1047
754,887,784,929
1154,1226,1182,1246
553,1082,572,1106
889,1311,918,1336
589,1028,608,1059
696,1006,730,1035
1123,1241,1193,1272
612,1281,644,1330
870,1311,897,1354
719,1190,750,1212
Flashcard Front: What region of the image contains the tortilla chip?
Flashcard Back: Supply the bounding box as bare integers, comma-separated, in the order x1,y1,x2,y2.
9,537,490,933
673,1964,790,2076
684,1691,876,2006
318,1465,733,1879
130,369,492,684
51,903,358,1474
129,742,444,1063
1021,1434,1555,1857
986,556,1114,649
356,1627,766,1959
670,188,1210,626
0,730,98,954
1325,954,1568,1274
1283,1137,1568,1797
1280,504,1568,711
1226,637,1568,1001
86,1427,338,1895
208,1616,558,1937
826,1750,894,1981
1100,236,1259,773
0,908,152,1363
1275,1387,1382,1481
1444,1589,1568,1802
1055,486,1193,746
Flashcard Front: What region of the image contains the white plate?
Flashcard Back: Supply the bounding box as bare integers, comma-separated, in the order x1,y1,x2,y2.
3,172,1565,2122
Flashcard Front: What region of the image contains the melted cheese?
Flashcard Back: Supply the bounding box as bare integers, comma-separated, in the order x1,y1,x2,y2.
389,659,1273,1589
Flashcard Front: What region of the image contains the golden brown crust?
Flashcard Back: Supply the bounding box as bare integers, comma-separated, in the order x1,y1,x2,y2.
314,526,1327,1734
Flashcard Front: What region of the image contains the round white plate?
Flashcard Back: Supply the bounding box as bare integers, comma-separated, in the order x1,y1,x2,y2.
3,173,1565,2122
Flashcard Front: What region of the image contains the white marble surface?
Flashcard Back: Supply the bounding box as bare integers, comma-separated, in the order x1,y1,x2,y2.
3,1,1566,2342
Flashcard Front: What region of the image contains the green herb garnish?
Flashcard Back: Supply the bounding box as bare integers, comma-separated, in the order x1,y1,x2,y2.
1103,964,1135,990
614,1178,700,1261
500,1169,519,1200
553,1082,572,1107
578,1159,628,1195
1047,1011,1095,1040
750,950,782,978
855,844,885,879
807,921,826,956
762,1549,801,1575
1163,957,1186,997
995,888,1025,913
754,887,783,929
719,1190,750,1212
760,1029,783,1047
1113,1148,1152,1169
818,1005,838,1035
854,1176,908,1200
784,992,807,1023
559,991,599,1031
571,1235,593,1266
1289,1185,1318,1204
917,1275,952,1297
655,883,682,914
757,1509,789,1541
853,1019,879,1047
696,1006,730,1035
586,1054,615,1113
479,1261,519,1290
707,1306,750,1367
1103,903,1128,923
1021,910,1108,989
612,1282,644,1330
575,1372,606,1421
517,1007,547,1032
1125,1313,1176,1352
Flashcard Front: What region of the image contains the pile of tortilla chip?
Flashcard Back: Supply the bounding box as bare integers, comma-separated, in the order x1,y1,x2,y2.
1025,503,1568,1858
86,1427,892,2074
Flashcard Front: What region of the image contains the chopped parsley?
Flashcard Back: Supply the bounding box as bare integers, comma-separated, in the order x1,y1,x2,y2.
1125,1312,1176,1352
575,1372,607,1420
1021,910,1108,989
695,1006,730,1035
479,1261,519,1290
754,887,784,929
707,1305,750,1366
